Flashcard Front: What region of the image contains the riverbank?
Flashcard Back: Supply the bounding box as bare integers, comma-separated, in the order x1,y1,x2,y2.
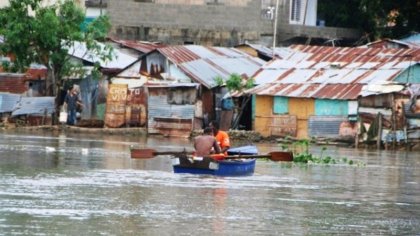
2,124,418,150
1,124,354,147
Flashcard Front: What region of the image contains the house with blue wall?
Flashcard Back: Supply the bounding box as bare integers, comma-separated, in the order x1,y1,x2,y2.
247,45,420,145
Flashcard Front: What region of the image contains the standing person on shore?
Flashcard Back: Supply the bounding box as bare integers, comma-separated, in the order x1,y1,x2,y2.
63,85,83,126
209,120,231,154
194,127,221,157
24,82,34,97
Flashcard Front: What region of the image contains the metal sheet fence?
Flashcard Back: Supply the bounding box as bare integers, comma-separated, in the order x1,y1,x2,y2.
308,116,348,138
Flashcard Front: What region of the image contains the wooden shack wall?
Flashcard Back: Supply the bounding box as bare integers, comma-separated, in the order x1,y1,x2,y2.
255,95,359,139
289,98,314,139
147,87,196,138
254,95,273,137
104,84,128,128
254,95,297,137
200,87,214,125
126,87,147,127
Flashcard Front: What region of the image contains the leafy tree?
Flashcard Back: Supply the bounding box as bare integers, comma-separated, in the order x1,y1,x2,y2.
216,73,255,92
318,0,419,41
0,0,112,114
215,73,255,129
318,0,366,29
359,0,419,39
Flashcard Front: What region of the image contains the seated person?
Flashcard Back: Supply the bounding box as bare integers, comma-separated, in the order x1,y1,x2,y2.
194,127,221,157
209,120,231,154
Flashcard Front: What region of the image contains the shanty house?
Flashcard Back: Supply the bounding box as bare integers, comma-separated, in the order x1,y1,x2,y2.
247,45,420,143
112,45,265,135
66,41,137,121
0,68,53,126
147,84,199,138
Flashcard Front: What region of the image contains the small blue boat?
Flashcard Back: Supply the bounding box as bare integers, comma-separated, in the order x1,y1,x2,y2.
227,145,258,155
172,156,256,176
172,146,258,176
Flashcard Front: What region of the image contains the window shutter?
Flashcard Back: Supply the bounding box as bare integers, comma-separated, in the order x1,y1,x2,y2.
290,0,302,23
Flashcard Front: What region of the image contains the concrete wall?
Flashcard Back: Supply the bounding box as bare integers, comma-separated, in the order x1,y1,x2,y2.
108,0,360,46
109,0,271,46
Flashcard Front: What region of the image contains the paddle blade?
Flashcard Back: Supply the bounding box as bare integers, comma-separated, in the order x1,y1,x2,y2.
269,151,293,162
131,148,156,159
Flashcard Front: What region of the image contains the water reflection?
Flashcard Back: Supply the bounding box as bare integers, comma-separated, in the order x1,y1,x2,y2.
0,130,419,235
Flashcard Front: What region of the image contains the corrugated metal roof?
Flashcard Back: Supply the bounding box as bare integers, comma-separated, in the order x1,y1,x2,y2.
158,46,201,64
236,43,273,58
158,45,256,64
400,33,420,46
12,97,55,117
362,39,419,49
155,45,264,88
250,83,365,100
68,41,137,69
180,59,226,88
0,92,20,113
146,83,199,88
360,84,405,97
290,45,420,62
248,46,420,100
236,43,302,60
109,38,165,54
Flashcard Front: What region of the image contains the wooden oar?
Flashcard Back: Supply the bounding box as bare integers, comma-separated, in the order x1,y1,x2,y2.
131,148,293,162
131,148,193,159
223,151,293,162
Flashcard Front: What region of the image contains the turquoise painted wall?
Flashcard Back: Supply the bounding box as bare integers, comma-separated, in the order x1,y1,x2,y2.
273,96,289,114
81,17,95,31
315,99,348,116
395,64,420,83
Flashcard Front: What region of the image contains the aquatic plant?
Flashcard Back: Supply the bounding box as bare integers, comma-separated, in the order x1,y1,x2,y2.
281,139,364,166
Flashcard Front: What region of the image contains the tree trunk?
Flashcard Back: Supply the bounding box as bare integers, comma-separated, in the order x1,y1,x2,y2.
46,69,55,97
47,67,63,125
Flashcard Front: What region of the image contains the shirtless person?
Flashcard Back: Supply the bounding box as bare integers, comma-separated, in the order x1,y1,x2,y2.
194,127,221,156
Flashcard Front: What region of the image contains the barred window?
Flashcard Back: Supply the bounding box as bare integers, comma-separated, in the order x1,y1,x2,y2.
290,0,301,23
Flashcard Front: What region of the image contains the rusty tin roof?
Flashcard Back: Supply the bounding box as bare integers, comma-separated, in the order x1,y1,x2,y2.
157,45,265,88
248,46,420,100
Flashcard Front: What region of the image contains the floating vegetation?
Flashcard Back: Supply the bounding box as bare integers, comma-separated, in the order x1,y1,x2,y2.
282,139,365,166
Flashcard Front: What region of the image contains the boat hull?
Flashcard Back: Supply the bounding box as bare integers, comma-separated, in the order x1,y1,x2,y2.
227,145,258,155
172,156,256,176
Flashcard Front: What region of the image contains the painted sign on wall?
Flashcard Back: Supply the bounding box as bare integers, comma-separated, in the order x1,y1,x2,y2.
105,84,128,128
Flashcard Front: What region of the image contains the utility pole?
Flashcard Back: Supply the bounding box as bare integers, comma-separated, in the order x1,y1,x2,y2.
272,0,280,58
100,0,103,16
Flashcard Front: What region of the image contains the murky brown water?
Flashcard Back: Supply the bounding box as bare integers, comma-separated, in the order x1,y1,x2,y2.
0,130,419,235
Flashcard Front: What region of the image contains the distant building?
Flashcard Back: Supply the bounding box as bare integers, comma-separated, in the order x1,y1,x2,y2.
108,0,360,47
85,0,107,23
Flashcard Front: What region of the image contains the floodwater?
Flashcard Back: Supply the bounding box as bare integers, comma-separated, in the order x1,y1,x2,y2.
0,130,419,236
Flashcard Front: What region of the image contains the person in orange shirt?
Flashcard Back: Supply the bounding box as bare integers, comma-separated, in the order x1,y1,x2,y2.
209,120,230,154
